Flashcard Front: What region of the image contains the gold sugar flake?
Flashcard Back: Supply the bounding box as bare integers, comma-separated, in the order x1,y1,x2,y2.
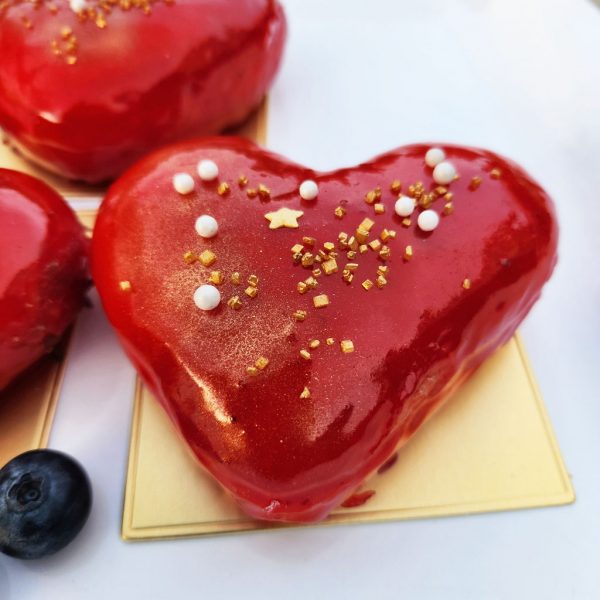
317,249,329,261
231,272,241,285
301,252,315,268
404,245,414,260
374,203,385,215
390,180,402,194
246,188,258,198
362,279,374,291
292,252,303,265
443,192,454,202
443,202,454,215
322,258,338,275
369,239,382,252
340,340,355,354
245,286,258,298
376,275,387,289
334,206,347,219
359,218,375,232
238,174,249,187
209,271,224,285
359,244,368,254
247,366,259,377
342,270,354,284
227,295,242,310
300,386,311,399
300,349,312,360
380,229,396,242
469,176,482,190
364,188,381,205
355,227,369,244
401,218,412,228
490,168,502,179
293,309,307,322
309,339,321,349
265,207,304,229
217,182,230,196
303,236,317,247
326,338,335,346
345,263,359,271
435,186,448,196
347,236,358,251
313,294,330,308
247,274,259,287
291,243,304,254
255,357,270,371
258,183,271,199
183,251,197,264
346,250,356,260
377,265,389,277
297,281,309,295
119,280,132,292
378,246,391,261
463,278,472,290
304,276,318,289
199,250,217,267
312,267,322,278
323,241,336,252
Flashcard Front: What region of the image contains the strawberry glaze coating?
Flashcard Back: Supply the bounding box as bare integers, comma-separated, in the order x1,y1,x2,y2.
92,138,558,522
0,0,286,182
0,169,89,391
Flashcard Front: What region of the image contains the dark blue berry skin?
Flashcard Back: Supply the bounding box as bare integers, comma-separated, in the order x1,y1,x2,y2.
0,449,92,560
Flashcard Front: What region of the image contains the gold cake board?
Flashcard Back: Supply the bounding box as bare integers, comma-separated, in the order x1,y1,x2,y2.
122,336,574,540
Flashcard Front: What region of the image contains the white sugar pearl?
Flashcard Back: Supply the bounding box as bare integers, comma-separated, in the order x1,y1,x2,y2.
433,161,457,185
193,285,221,311
394,195,415,217
299,180,319,201
418,209,440,232
425,147,446,168
69,0,90,12
172,172,195,195
197,159,219,181
195,215,218,238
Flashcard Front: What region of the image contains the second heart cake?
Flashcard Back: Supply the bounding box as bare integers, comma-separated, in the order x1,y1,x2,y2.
92,138,558,523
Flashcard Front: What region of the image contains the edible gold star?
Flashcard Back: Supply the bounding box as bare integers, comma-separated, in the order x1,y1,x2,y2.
264,207,304,229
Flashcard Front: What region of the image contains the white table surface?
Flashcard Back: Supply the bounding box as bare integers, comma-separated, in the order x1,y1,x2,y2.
2,0,600,598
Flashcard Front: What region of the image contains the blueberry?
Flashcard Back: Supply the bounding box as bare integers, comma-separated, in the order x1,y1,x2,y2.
0,449,92,560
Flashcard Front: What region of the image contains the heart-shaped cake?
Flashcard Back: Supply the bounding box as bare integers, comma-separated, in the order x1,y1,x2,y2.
0,169,89,391
92,138,557,522
0,0,286,182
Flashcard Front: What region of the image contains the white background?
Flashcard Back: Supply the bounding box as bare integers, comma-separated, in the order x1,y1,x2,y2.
2,0,600,598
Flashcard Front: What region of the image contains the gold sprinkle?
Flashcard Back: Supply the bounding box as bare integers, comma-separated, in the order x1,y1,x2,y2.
247,366,259,376
309,339,321,349
322,258,338,275
359,217,376,232
369,239,382,252
323,241,335,252
301,252,315,267
199,250,217,267
227,295,242,310
313,294,330,308
326,338,335,346
183,251,197,264
300,349,312,360
378,246,391,261
359,244,368,254
303,236,316,247
312,268,322,278
293,309,307,322
390,180,402,194
340,340,355,354
66,55,77,65
292,252,303,264
345,263,359,271
291,243,304,254
377,265,389,276
245,286,258,298
255,356,270,370
209,271,224,285
231,272,241,285
463,278,472,290
95,12,107,28
355,227,369,244
404,245,413,260
469,176,482,190
376,275,387,289
246,188,258,198
435,186,448,196
347,236,358,251
374,203,385,215
338,231,349,243
60,26,73,39
317,249,329,261
342,270,354,284
490,168,502,179
401,218,412,228
247,274,259,287
258,183,271,199
443,192,454,201
238,174,248,187
380,229,396,242
304,276,319,289
362,279,374,291
300,387,311,399
346,250,357,260
297,282,309,295
217,182,230,196
334,206,346,219
364,188,381,205
443,202,454,215
265,207,304,229
119,280,132,292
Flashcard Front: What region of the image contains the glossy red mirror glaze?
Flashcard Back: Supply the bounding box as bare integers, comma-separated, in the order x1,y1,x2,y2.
0,0,286,182
0,169,89,391
92,138,557,522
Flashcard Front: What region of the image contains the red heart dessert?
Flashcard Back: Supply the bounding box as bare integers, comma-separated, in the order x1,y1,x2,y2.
0,169,89,391
0,0,286,183
92,138,558,522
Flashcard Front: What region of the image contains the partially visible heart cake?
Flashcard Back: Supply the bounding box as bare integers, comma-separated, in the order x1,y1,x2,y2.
92,138,558,522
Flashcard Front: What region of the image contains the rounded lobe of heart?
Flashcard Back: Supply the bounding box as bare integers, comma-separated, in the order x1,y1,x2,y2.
0,0,286,182
92,137,558,522
0,169,89,391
